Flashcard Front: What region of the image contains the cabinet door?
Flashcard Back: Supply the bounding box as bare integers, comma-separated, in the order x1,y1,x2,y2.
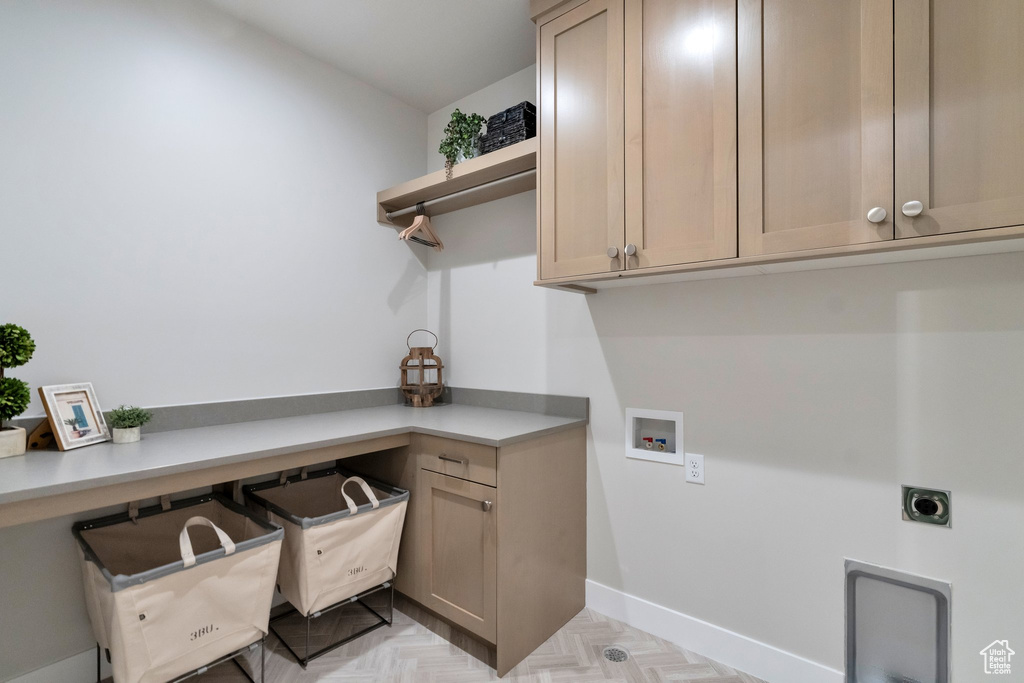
418,470,497,643
624,0,737,268
738,0,894,256
895,1,1024,238
539,0,625,279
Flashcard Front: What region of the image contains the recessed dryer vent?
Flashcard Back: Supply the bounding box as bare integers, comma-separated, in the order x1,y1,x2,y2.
625,408,683,465
846,559,951,683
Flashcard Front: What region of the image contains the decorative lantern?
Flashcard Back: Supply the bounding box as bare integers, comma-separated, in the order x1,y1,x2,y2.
400,329,445,407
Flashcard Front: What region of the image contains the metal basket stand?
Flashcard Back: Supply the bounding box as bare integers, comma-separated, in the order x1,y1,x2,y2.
95,637,266,683
269,580,394,668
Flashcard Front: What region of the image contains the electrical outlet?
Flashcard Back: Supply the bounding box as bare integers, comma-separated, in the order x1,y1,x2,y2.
685,453,704,484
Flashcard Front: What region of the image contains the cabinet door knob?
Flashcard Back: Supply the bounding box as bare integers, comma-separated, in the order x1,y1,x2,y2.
902,200,924,217
482,500,492,512
607,246,619,258
866,206,887,223
624,243,637,257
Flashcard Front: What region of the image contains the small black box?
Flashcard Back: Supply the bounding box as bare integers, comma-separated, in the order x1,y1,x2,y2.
481,101,537,154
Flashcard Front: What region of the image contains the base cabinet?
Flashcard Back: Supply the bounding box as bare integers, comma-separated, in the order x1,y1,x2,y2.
345,428,586,677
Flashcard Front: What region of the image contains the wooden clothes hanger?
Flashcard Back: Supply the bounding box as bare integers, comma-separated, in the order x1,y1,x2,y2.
399,203,443,251
400,215,444,250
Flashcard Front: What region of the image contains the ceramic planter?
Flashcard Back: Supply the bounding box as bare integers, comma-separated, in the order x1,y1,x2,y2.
112,427,141,444
455,139,481,164
0,426,27,458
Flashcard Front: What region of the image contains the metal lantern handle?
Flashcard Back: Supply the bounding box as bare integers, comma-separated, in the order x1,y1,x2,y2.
407,329,439,351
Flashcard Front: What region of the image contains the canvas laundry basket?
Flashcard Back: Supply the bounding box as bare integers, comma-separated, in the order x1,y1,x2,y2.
244,468,409,616
73,494,283,683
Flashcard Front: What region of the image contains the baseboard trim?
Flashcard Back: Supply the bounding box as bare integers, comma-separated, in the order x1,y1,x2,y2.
585,580,843,683
8,648,109,683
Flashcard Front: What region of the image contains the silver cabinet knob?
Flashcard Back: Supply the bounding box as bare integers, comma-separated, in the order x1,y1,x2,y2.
866,207,887,223
481,500,492,512
607,246,619,259
902,200,924,217
624,244,637,257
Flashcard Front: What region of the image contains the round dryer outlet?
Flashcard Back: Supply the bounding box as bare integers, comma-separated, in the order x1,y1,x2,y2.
902,486,951,527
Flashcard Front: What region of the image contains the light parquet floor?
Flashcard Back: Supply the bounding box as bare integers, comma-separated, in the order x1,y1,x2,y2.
195,595,766,683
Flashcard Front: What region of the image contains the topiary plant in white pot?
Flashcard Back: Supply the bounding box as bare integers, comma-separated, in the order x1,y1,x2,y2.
0,324,35,458
108,405,153,444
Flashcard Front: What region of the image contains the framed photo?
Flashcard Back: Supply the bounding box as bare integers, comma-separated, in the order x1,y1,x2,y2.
38,383,110,451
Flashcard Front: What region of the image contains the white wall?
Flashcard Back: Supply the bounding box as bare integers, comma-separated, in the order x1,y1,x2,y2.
426,72,1024,679
0,0,428,419
0,1,427,678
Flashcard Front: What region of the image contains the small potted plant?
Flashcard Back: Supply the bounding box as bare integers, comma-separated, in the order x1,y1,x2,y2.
108,405,153,444
0,324,35,458
439,108,486,179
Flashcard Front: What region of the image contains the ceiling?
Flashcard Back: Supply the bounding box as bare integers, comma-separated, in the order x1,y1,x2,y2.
206,0,536,112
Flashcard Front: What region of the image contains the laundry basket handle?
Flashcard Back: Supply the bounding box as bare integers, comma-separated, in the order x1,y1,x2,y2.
179,516,236,568
340,477,380,515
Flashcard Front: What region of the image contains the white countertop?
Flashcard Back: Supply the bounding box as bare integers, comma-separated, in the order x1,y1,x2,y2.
0,403,586,505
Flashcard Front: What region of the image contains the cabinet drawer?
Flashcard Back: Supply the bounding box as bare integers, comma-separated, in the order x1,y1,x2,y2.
414,434,496,487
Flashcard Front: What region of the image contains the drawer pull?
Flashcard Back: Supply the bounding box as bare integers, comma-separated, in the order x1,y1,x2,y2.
482,500,492,512
438,454,467,465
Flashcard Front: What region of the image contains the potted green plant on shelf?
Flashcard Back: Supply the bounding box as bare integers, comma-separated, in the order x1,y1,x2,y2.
108,405,153,444
439,108,486,180
0,323,35,458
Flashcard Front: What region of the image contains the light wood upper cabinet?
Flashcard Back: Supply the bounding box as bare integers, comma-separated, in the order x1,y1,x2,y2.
737,0,894,256
624,0,737,268
895,0,1024,239
535,0,1024,289
539,0,625,279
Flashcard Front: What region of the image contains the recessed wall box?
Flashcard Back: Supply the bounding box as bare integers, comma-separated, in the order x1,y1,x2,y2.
845,559,951,683
625,408,683,465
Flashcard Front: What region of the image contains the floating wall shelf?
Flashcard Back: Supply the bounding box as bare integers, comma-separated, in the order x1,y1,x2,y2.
376,138,537,229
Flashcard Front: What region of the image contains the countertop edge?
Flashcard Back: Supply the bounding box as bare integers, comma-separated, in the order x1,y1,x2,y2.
0,415,589,507
0,427,414,505
409,418,588,447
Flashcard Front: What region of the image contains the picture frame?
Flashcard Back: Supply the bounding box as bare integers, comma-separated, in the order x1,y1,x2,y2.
38,383,110,451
